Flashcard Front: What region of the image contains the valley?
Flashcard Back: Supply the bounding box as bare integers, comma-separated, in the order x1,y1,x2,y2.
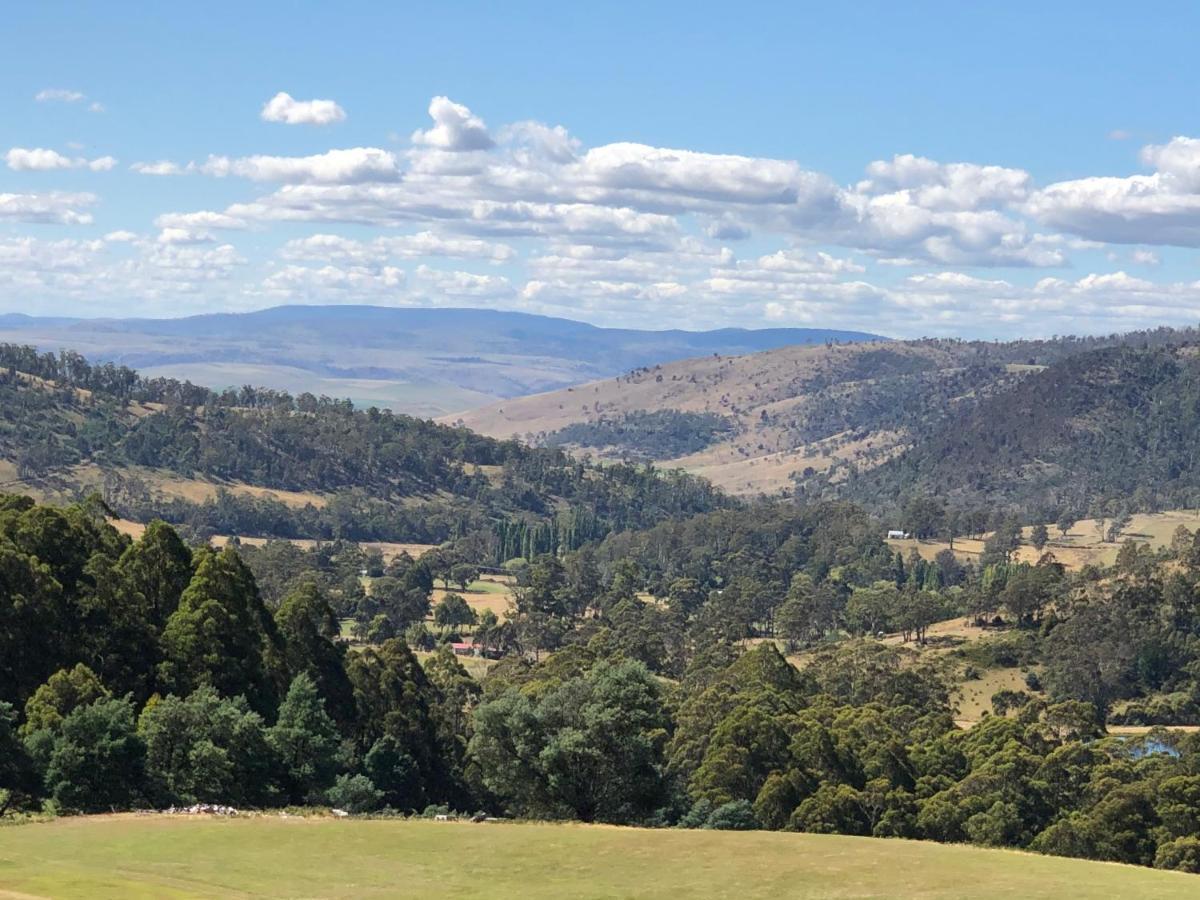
0,306,881,418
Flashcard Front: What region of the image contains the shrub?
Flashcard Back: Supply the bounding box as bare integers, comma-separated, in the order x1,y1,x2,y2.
1155,836,1200,873
704,799,760,831
326,774,383,814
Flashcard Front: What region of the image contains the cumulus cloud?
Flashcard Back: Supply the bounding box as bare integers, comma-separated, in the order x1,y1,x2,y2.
0,235,244,307
858,154,1032,210
0,191,96,224
412,96,494,151
198,148,399,183
262,263,407,302
20,93,1200,334
1026,136,1200,247
155,210,248,231
6,148,117,172
1141,136,1200,190
281,231,515,263
260,91,346,126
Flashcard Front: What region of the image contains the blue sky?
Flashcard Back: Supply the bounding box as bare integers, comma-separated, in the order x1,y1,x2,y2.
3,1,1200,337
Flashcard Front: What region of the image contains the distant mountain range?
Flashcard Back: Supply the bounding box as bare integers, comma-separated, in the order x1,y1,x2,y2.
0,306,884,416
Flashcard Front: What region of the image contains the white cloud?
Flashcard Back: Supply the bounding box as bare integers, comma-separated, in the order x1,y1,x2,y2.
502,121,580,164
1141,136,1200,190
858,154,1031,210
411,96,494,151
34,88,85,103
0,191,96,224
198,148,399,183
704,216,751,240
263,263,408,301
131,160,185,176
260,91,346,126
413,264,512,298
0,235,245,307
1026,136,1200,247
157,227,215,245
33,89,103,112
27,94,1200,334
155,210,248,231
281,231,515,263
5,148,117,172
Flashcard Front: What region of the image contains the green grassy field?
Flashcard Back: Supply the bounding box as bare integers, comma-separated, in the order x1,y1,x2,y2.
0,815,1196,899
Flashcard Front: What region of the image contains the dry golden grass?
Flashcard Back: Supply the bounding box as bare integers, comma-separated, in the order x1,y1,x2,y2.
138,470,329,509
446,341,980,496
109,518,434,563
432,574,514,620
954,666,1035,727
886,508,1200,572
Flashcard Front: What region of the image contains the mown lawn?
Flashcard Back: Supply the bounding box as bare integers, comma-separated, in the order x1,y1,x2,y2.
0,815,1196,899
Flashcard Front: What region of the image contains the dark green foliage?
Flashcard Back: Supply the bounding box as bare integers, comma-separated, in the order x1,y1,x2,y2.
42,696,145,813
543,409,735,460
21,664,111,737
346,639,453,809
326,773,383,813
702,799,760,830
139,687,276,806
434,593,477,628
158,548,284,715
847,344,1200,519
469,659,669,823
3,487,1200,878
268,674,341,803
0,702,36,811
274,581,355,727
115,520,192,630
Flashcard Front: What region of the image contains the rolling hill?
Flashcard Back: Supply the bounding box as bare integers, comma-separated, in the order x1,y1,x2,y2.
451,329,1200,508
0,306,882,417
0,344,728,556
845,343,1200,518
447,339,1040,494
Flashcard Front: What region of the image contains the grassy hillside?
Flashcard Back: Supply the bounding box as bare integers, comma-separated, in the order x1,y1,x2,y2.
1,815,1195,899
0,306,881,417
887,508,1200,571
448,340,991,493
448,337,1083,494
454,330,1200,514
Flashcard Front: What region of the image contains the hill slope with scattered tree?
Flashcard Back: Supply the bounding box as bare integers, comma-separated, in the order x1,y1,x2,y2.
451,327,1200,497
843,343,1200,523
0,344,727,555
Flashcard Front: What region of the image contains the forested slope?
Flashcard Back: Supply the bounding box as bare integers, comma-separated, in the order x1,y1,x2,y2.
452,327,1200,496
844,344,1200,521
0,345,726,555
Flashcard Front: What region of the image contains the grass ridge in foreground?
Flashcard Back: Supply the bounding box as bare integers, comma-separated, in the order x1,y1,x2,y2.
0,815,1197,899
